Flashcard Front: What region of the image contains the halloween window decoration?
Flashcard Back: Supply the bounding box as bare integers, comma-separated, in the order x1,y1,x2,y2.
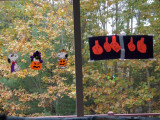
30,51,43,70
104,37,111,52
89,35,153,60
137,37,147,53
128,36,136,52
8,53,20,73
92,40,103,55
110,35,121,53
57,49,68,69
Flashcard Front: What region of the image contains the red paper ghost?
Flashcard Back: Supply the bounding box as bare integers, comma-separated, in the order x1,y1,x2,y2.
110,36,121,53
104,37,111,52
137,37,147,53
128,36,136,52
92,40,103,55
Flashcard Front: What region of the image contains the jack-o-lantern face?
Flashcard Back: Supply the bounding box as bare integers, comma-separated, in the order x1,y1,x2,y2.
58,59,67,67
92,40,103,55
30,61,42,70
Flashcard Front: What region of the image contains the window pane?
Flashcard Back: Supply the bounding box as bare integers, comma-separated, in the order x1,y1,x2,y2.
0,0,76,116
81,0,160,115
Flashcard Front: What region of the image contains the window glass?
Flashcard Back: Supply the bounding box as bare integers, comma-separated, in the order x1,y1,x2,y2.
81,0,160,114
0,0,76,116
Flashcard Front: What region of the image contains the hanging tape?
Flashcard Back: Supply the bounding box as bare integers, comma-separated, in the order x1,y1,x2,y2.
88,60,95,62
119,35,125,59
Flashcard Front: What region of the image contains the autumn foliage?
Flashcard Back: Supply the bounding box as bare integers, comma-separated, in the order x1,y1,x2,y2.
0,0,75,116
0,0,160,117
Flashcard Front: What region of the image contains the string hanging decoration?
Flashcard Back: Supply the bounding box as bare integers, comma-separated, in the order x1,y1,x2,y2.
30,51,43,70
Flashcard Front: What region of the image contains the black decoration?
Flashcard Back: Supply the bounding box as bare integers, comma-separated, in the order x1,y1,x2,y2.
89,35,153,60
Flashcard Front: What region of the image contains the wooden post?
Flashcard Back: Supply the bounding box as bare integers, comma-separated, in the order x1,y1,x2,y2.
73,0,84,117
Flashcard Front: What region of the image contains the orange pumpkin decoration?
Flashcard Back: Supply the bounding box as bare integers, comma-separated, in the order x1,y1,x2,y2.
128,36,136,52
110,36,121,53
137,37,147,53
30,61,42,70
58,59,67,67
92,40,103,55
104,37,111,52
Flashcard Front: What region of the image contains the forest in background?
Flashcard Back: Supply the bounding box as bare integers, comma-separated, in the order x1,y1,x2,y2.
0,0,160,117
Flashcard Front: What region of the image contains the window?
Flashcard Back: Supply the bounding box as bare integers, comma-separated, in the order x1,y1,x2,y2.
81,0,160,115
0,0,76,116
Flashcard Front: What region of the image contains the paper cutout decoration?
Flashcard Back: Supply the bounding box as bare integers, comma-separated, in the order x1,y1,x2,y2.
8,53,20,73
104,37,111,52
57,49,68,69
30,61,42,70
137,37,147,53
89,35,153,60
30,51,43,70
128,36,136,52
92,40,103,55
89,35,121,60
110,35,121,53
58,59,67,67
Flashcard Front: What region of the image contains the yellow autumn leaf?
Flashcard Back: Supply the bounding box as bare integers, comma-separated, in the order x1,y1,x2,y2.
21,59,27,63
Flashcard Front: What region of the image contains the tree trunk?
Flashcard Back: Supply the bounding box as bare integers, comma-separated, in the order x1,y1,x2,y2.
146,68,152,113
56,98,59,115
81,18,86,49
50,103,56,115
106,2,108,32
128,64,134,113
127,18,130,34
113,62,118,77
112,16,114,34
137,10,141,34
131,6,133,34
105,60,108,74
122,66,127,79
115,2,118,34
